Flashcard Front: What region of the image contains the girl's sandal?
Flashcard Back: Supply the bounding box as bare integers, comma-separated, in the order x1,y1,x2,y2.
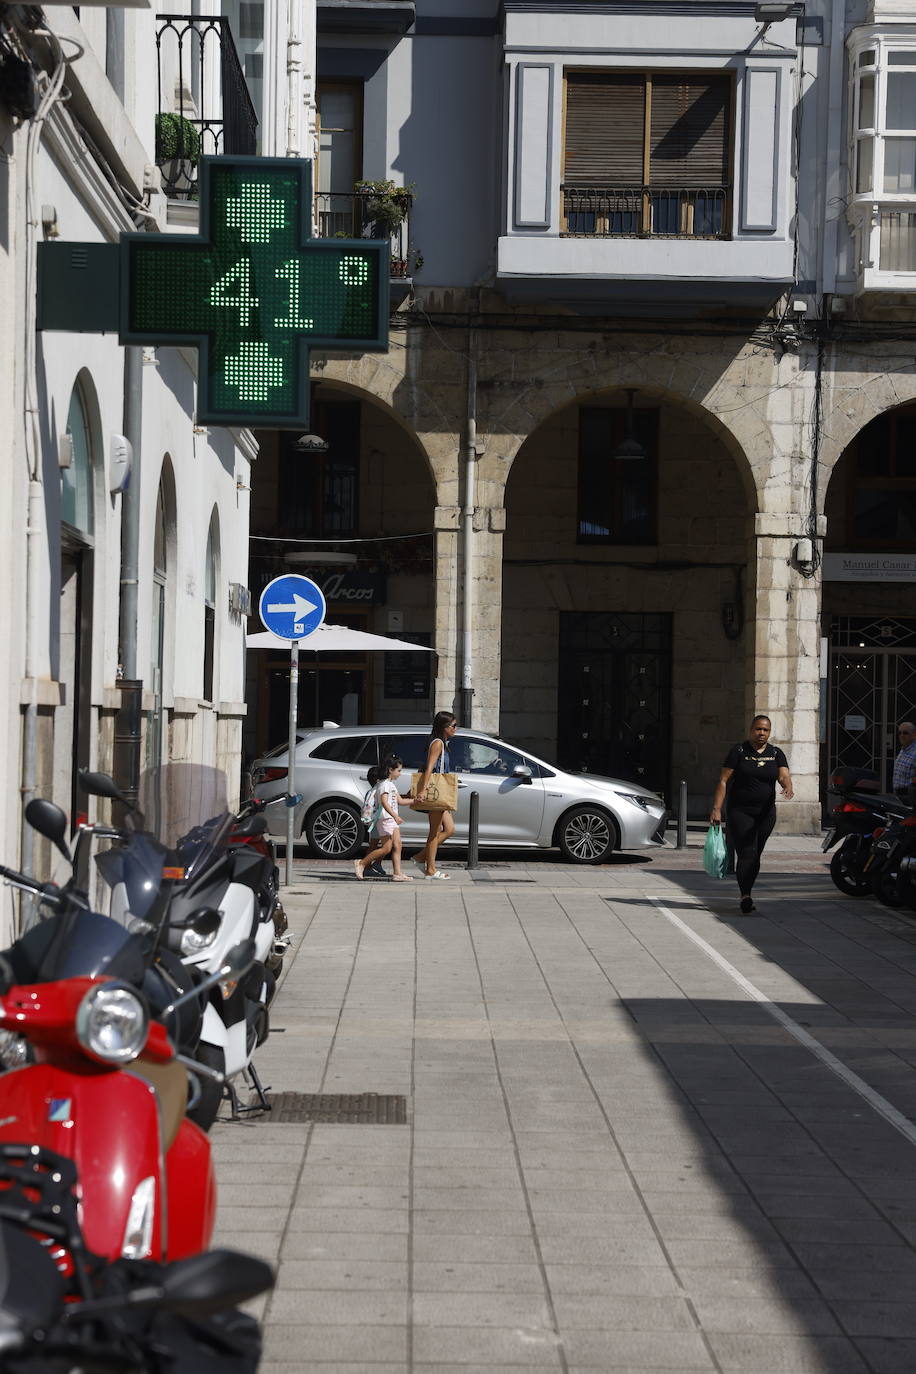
424,870,450,880
391,874,413,882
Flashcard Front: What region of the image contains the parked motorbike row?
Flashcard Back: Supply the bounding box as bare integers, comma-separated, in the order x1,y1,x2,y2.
0,769,291,1371
825,765,916,910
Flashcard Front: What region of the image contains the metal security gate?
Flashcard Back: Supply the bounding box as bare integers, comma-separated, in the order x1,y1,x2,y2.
557,612,672,795
828,617,916,792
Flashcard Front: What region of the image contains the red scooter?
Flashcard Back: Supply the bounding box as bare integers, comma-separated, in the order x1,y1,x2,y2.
0,796,253,1270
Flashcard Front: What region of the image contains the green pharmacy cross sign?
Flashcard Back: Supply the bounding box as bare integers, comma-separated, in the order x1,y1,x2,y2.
38,157,389,429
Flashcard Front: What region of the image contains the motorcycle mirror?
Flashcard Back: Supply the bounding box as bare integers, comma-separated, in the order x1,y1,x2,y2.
159,938,258,1023
24,799,72,863
234,814,268,838
78,770,136,810
158,1249,274,1316
224,938,256,976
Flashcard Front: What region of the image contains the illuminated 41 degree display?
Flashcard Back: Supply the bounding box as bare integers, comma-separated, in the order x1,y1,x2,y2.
120,157,389,428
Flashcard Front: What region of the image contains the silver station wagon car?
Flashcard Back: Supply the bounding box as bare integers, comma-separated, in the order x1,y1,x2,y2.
250,725,668,864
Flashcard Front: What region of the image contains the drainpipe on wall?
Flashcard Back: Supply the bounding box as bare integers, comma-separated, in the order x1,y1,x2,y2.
286,0,303,159
114,345,143,809
459,326,478,726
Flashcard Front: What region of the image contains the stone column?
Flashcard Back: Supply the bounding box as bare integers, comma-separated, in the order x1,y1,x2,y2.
470,505,505,735
749,513,824,834
433,505,460,714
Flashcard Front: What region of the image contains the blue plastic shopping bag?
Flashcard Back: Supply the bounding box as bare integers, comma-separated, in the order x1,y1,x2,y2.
703,823,728,879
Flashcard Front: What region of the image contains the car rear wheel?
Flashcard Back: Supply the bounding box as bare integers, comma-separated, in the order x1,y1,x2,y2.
557,806,617,864
306,801,363,859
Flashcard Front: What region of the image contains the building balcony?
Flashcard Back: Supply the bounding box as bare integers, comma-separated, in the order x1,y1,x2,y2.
561,185,730,241
155,14,257,201
849,198,916,292
315,190,414,282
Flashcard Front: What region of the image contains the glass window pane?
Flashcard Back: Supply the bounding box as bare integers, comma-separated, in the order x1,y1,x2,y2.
205,524,216,605
854,489,916,542
884,138,916,191
886,72,916,128
888,52,916,66
861,50,876,67
857,137,874,192
377,735,426,770
61,388,94,535
859,74,875,129
880,211,916,269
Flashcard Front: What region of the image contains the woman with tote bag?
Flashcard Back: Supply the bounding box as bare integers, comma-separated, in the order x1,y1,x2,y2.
411,711,459,880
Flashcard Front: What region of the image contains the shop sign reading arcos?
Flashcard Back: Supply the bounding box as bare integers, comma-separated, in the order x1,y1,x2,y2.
38,158,389,429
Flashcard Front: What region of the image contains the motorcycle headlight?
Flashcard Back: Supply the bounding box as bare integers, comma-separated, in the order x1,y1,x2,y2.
76,984,148,1065
180,924,218,956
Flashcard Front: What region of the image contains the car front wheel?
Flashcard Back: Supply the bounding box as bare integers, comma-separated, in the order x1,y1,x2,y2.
306,801,363,859
557,806,617,864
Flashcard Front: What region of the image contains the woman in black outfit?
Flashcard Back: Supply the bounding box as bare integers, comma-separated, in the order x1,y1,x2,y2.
710,715,794,914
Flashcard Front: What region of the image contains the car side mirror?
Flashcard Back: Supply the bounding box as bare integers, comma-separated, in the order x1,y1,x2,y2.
512,765,533,784
24,799,72,862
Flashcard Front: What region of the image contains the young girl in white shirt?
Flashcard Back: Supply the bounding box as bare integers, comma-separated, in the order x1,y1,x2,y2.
354,755,415,881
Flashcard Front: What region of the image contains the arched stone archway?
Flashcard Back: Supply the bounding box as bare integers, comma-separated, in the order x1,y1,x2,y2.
821,400,916,793
245,382,438,754
499,387,753,804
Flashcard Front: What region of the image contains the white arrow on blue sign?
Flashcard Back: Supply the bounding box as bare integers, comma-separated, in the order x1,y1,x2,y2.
258,574,327,641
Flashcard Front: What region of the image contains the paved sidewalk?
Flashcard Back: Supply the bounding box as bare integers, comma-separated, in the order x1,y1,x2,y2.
211,838,916,1373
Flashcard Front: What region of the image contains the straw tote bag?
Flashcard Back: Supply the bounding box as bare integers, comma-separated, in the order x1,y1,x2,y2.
411,742,458,813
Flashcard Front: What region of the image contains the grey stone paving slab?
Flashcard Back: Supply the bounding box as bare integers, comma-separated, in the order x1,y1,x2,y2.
274,1260,407,1291
262,1325,408,1363
854,1337,916,1373
280,1232,409,1262
412,1262,546,1293
559,1329,714,1368
688,1294,841,1335
411,1234,540,1265
410,1325,562,1365
267,1289,408,1325
704,1332,869,1371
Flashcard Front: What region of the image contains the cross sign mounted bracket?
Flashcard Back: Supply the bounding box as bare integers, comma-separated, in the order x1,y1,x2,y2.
37,157,389,429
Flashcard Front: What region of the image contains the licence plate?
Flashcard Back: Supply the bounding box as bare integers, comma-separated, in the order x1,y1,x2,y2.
821,829,836,852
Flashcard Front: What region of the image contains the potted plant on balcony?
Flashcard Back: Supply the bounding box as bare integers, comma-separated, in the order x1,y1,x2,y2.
154,112,201,199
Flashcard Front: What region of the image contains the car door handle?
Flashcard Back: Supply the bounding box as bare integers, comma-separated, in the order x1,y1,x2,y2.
457,781,467,788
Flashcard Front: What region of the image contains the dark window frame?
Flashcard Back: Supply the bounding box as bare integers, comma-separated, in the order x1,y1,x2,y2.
576,405,660,546
846,407,916,549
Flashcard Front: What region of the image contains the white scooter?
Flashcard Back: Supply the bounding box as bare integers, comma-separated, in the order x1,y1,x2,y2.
87,774,281,1130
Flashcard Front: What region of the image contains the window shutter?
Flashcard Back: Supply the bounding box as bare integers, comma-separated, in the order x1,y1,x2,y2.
649,76,730,187
564,73,645,187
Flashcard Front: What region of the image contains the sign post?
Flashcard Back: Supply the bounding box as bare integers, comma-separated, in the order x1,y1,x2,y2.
258,574,327,885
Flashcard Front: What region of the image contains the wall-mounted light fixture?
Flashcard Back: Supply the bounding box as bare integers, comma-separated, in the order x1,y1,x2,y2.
613,389,646,462
295,432,329,454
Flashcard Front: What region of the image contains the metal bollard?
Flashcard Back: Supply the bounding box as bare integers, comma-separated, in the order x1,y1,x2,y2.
467,791,480,869
676,780,688,849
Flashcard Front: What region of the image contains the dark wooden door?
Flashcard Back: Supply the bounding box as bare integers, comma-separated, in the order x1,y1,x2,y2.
557,612,672,795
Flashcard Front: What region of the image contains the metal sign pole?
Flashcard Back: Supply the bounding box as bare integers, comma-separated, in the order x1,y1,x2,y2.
285,639,299,887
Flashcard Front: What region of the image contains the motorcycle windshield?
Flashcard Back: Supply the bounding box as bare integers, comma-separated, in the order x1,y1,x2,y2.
95,763,236,924
9,909,151,985
95,832,171,920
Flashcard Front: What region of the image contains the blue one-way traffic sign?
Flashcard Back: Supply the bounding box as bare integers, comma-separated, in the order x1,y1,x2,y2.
259,574,326,640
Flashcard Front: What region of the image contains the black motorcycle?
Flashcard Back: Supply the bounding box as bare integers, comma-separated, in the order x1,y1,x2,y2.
0,1145,273,1373
823,766,910,898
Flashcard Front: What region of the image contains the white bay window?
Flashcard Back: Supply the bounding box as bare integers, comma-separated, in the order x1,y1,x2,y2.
849,35,916,282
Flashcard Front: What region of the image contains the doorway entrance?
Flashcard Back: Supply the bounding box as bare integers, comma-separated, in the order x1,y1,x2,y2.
827,616,916,792
557,611,672,795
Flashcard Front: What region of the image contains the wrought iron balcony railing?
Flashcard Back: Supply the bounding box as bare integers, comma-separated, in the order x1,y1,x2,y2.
561,185,729,240
315,191,413,277
155,15,257,198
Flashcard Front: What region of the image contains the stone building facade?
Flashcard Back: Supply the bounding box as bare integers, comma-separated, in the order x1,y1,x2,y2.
237,0,916,837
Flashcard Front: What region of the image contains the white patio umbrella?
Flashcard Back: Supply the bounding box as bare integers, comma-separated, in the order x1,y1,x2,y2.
245,624,434,654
